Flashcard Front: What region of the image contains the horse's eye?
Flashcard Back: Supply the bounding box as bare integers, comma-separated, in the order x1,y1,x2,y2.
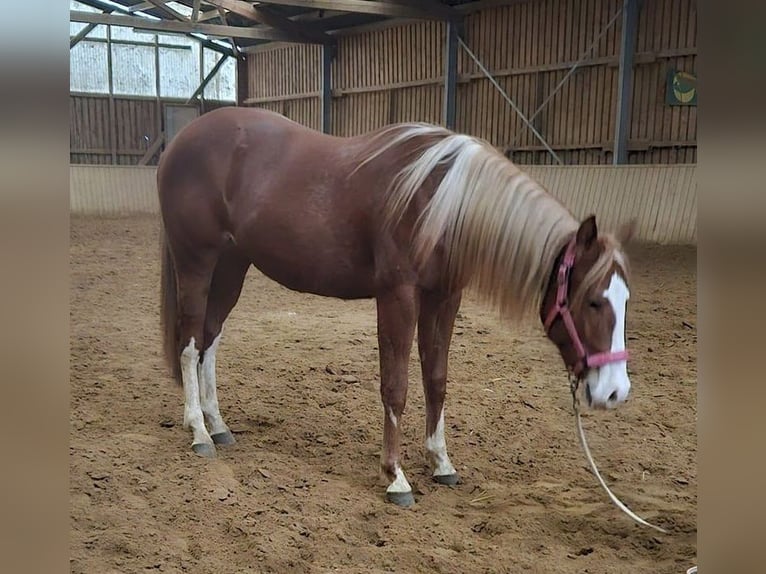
589,300,602,309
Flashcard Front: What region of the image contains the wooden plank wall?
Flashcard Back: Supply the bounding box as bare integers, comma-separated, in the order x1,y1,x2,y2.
245,0,696,164
70,94,233,165
246,44,322,131
332,21,445,135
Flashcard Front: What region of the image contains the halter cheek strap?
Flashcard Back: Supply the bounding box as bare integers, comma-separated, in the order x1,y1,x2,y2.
544,237,629,376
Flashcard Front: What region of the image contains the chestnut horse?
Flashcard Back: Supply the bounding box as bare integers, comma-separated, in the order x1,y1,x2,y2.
158,108,634,506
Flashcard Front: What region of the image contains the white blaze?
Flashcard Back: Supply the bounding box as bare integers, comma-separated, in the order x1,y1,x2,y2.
585,273,631,408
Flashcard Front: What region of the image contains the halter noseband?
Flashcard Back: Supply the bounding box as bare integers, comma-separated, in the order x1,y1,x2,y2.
544,236,629,377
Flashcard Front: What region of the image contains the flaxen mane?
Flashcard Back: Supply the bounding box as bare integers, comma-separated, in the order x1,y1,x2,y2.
356,124,628,320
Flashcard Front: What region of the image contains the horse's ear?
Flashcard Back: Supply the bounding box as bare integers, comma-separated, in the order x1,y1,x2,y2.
576,215,598,250
616,218,637,245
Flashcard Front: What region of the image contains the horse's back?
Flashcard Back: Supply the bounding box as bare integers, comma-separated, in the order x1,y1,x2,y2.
157,108,382,298
158,107,314,186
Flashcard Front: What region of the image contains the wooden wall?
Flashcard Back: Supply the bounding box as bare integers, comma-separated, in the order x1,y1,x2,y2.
69,94,233,165
245,44,323,132
245,0,696,164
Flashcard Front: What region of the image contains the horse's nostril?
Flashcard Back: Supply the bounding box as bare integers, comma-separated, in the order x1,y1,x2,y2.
608,390,618,403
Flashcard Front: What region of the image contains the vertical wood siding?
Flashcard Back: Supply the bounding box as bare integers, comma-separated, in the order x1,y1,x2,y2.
243,0,696,165
70,94,234,165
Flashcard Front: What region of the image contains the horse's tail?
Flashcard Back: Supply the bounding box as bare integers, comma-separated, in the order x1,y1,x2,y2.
160,221,182,385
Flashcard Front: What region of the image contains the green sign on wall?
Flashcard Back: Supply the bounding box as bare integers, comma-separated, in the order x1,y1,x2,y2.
666,69,697,106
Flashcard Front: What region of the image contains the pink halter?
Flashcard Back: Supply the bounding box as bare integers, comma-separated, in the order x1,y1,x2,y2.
544,236,629,376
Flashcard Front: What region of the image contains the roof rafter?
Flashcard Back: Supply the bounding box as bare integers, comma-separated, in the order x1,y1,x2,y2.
71,6,114,48
143,0,189,21
215,7,240,54
127,1,156,12
251,0,453,20
198,9,222,21
73,0,236,56
202,0,334,44
454,0,535,13
70,10,295,41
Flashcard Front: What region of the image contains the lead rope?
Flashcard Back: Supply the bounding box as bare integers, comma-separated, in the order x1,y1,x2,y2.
570,374,669,534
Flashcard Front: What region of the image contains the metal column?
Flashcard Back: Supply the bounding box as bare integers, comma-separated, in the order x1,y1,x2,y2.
321,43,334,134
444,19,459,130
613,0,639,164
236,53,249,106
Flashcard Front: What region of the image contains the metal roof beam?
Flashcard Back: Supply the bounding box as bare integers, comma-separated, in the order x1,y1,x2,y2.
252,1,453,20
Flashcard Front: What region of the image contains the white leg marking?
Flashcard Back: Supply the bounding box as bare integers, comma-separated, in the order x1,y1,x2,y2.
388,407,398,428
586,273,631,408
181,337,213,446
425,408,457,477
199,332,230,436
386,465,412,494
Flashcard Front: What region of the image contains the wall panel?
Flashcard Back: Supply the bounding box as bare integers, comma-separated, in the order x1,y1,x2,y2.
70,94,234,165
70,164,697,245
242,0,696,165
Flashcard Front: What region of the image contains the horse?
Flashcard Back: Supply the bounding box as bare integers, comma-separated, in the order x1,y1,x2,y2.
157,107,635,507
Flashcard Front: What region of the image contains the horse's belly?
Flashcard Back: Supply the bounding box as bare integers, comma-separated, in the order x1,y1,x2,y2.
241,233,376,300
228,174,379,298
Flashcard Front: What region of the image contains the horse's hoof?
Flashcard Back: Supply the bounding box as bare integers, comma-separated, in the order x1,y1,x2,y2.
211,431,236,445
433,473,460,486
386,491,415,507
192,442,217,458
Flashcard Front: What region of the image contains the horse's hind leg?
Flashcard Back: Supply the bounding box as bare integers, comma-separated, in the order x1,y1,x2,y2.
376,284,419,507
174,248,221,458
418,289,462,485
199,247,251,447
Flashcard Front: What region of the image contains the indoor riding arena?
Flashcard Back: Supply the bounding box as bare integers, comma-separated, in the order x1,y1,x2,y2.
70,1,697,573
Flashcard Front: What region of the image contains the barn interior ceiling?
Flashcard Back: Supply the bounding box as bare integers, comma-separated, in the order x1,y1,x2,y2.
70,0,518,56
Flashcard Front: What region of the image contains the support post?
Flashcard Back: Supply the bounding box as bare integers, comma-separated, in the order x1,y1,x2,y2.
199,41,205,112
443,18,459,130
237,54,249,106
321,43,333,134
613,0,639,164
154,33,162,163
107,24,117,164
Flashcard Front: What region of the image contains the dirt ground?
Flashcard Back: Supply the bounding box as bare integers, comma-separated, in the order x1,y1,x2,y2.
70,215,697,574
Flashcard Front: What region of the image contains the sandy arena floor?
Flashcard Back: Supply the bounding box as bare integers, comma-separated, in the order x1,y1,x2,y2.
70,215,697,573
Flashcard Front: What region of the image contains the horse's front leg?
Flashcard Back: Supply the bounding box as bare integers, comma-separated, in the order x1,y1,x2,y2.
418,289,462,485
376,284,419,507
